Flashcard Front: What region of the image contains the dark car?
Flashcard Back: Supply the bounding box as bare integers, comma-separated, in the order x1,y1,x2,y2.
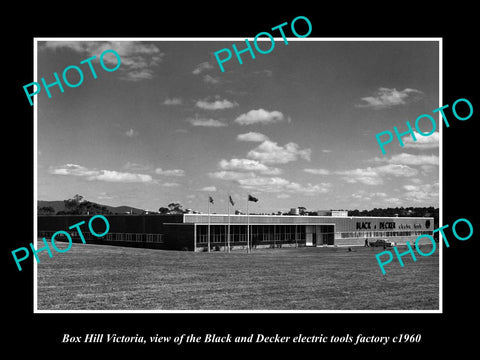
369,239,395,247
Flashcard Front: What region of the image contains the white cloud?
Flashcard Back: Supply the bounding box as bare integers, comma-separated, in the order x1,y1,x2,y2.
373,153,439,166
237,176,290,189
247,140,311,164
336,167,384,186
357,87,423,109
403,131,439,149
350,190,404,207
192,61,213,75
209,170,256,181
403,185,418,191
155,168,185,176
49,163,97,177
41,41,86,52
218,158,282,175
238,176,331,195
94,170,152,183
304,168,331,175
351,190,388,202
336,150,438,187
125,70,156,81
234,109,285,125
420,165,436,173
200,186,217,192
390,153,439,166
163,97,183,105
336,164,418,185
403,182,439,203
203,74,220,84
41,41,164,81
210,170,330,196
236,132,269,142
49,164,154,183
383,197,403,205
375,164,419,177
195,98,238,110
188,117,227,127
125,128,138,137
211,133,318,195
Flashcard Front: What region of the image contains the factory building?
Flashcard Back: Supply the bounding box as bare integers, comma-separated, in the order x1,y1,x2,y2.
38,213,434,251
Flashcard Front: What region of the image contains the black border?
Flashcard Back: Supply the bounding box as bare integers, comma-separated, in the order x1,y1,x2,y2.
6,4,479,354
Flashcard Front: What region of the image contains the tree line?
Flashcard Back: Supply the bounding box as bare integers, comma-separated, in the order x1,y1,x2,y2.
38,195,439,228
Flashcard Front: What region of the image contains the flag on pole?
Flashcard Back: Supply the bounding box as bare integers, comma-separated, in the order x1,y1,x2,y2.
229,195,235,206
246,194,258,254
209,196,214,204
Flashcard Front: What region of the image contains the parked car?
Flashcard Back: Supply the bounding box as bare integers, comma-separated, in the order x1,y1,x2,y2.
369,239,395,247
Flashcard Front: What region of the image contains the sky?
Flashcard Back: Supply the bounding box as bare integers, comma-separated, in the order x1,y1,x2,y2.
36,39,440,213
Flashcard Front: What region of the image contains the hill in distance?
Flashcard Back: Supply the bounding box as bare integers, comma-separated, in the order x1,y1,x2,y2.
38,200,145,215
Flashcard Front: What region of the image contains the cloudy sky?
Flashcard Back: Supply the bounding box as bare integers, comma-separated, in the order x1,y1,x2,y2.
36,39,440,213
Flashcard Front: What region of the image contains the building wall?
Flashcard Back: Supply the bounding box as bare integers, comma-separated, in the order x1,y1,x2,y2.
37,214,184,250
185,214,434,249
38,214,184,232
162,224,195,251
183,214,433,230
38,214,434,250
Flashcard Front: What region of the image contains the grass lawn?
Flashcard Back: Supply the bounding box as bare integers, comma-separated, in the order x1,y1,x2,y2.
36,243,439,311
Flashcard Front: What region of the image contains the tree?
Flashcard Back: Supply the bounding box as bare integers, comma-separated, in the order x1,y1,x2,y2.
38,206,55,215
168,202,185,214
62,195,112,215
64,194,85,214
298,206,307,215
158,203,186,214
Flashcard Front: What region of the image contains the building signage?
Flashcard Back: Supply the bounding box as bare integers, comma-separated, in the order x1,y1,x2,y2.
356,221,424,231
356,222,371,230
398,223,423,230
379,222,396,229
356,221,397,230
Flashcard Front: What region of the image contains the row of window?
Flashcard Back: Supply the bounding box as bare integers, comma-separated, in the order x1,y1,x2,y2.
197,224,307,236
196,234,303,244
37,231,164,244
103,233,163,243
196,225,308,244
196,226,433,244
339,230,432,239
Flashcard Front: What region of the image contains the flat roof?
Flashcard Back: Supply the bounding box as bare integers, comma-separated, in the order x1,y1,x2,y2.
183,214,433,220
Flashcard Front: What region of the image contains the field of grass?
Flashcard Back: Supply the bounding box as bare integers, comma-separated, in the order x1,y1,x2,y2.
36,243,439,311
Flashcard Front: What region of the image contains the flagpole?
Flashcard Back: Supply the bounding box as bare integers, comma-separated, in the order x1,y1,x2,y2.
227,199,231,253
207,197,211,253
246,197,250,253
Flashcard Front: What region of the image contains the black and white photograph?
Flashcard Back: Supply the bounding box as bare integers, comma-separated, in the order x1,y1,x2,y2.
34,39,441,312
5,5,478,355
